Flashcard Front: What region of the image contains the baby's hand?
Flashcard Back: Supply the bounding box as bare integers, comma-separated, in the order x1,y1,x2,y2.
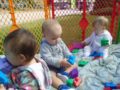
60,58,72,67
65,64,78,73
0,84,6,90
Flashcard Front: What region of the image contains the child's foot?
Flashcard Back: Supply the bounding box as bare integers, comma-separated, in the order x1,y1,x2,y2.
57,72,69,82
58,84,75,90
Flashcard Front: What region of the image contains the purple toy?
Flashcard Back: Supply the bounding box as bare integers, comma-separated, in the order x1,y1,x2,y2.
72,42,85,49
68,42,85,52
69,68,78,78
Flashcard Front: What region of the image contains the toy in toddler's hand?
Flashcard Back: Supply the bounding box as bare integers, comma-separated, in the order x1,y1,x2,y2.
58,56,79,83
67,55,76,65
101,38,109,46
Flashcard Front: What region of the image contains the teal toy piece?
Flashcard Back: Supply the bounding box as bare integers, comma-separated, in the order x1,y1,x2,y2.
0,71,10,86
66,79,74,87
67,55,76,65
72,49,79,54
78,60,88,67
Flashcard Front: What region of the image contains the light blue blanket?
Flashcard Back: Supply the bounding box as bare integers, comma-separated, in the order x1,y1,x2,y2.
77,44,120,90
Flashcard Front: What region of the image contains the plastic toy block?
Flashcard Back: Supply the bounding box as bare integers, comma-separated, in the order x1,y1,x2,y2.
0,71,10,86
68,42,85,52
73,77,81,87
104,82,117,89
72,42,85,49
78,60,88,67
69,68,78,78
68,55,76,60
104,87,112,90
66,79,74,87
67,55,76,65
72,49,79,54
90,51,104,57
101,39,109,46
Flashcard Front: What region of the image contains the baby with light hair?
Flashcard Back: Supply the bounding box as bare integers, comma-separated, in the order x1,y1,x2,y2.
40,19,77,90
82,16,113,58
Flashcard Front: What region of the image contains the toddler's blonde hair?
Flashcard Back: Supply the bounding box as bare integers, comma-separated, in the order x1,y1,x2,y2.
42,19,62,37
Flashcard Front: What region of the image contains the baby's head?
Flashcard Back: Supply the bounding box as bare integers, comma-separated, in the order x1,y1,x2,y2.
3,28,37,66
93,16,109,35
42,19,62,45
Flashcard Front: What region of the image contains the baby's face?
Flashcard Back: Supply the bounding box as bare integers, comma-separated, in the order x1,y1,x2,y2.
44,24,62,45
93,22,104,35
45,34,61,45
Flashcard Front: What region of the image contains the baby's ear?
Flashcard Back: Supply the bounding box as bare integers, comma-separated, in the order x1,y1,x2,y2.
19,54,26,63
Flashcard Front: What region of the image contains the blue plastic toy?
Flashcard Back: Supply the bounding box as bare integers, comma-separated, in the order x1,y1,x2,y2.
67,55,76,65
0,71,10,86
58,68,69,77
90,51,103,57
104,82,117,89
60,71,69,77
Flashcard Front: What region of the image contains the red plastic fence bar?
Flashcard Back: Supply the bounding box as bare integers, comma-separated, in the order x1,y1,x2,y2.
83,0,87,18
79,0,89,41
51,0,55,19
118,2,120,15
110,0,117,38
82,0,87,41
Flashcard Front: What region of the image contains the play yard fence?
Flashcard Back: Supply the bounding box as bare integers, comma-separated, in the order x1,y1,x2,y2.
0,0,120,54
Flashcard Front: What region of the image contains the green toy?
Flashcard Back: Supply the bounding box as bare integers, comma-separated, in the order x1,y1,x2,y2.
101,38,109,46
66,79,74,87
72,49,79,54
78,60,89,67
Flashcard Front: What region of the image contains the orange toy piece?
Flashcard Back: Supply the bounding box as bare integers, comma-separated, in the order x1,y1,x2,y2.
73,77,81,87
